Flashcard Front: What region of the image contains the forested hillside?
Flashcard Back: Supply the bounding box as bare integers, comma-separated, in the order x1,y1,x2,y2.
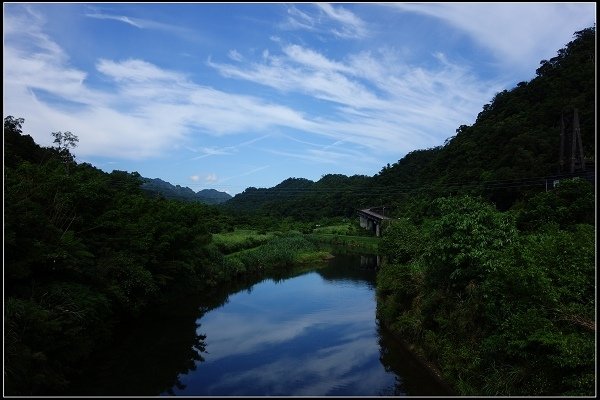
3,118,239,394
226,26,595,216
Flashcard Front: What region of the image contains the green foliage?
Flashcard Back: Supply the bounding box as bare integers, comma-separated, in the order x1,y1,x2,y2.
4,283,112,395
306,232,380,253
517,178,595,231
224,174,373,219
377,188,595,396
423,196,517,291
379,217,422,264
2,117,240,394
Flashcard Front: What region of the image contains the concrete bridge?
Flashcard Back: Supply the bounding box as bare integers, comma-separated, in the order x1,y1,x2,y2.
357,207,390,237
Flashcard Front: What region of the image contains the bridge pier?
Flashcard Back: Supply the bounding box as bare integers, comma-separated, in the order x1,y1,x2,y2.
357,208,389,237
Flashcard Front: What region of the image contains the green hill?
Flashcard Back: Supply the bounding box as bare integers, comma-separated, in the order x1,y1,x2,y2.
226,26,595,217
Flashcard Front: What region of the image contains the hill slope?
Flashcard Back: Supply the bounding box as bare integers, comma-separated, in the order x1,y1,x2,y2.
226,26,595,217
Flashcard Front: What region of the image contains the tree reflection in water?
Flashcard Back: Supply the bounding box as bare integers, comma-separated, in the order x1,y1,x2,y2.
68,294,209,395
376,322,453,396
68,275,265,396
68,267,277,396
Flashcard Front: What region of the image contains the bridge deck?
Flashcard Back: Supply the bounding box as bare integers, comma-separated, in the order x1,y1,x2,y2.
358,208,390,221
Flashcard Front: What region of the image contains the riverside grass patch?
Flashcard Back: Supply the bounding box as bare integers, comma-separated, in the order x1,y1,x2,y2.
212,229,274,254
223,232,330,274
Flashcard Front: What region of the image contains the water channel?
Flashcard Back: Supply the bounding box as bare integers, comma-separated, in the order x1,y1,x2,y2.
70,253,450,396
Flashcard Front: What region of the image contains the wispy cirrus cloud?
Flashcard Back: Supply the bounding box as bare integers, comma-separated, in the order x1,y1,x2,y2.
5,3,593,195
228,49,244,62
188,135,270,161
84,10,198,39
97,58,187,83
85,12,143,28
315,3,368,39
281,3,369,39
208,41,501,154
219,165,270,184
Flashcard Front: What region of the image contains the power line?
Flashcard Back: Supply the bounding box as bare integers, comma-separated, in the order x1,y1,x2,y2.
223,170,594,197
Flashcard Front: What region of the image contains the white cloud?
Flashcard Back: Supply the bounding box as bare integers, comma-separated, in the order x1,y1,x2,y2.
205,173,218,183
283,44,351,73
315,3,368,39
208,43,501,154
8,3,584,176
84,10,201,40
283,6,318,32
190,175,200,182
282,4,369,39
85,12,143,28
387,3,596,75
97,58,186,83
4,5,499,165
228,49,243,62
4,10,318,160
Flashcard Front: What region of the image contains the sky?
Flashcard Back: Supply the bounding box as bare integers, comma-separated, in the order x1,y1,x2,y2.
3,3,596,196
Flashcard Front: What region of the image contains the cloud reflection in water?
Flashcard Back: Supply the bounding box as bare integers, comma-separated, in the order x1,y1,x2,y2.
171,271,397,396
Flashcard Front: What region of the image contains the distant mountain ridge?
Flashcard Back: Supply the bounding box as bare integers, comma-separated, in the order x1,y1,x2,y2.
141,177,231,204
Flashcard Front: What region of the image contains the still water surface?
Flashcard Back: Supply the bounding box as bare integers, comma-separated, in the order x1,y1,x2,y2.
71,254,449,396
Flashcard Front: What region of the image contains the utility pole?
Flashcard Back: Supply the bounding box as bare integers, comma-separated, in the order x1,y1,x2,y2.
573,108,585,172
559,112,565,172
559,108,585,173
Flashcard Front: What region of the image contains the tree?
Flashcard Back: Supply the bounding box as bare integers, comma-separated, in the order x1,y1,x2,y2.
52,131,79,153
4,115,25,134
51,131,79,172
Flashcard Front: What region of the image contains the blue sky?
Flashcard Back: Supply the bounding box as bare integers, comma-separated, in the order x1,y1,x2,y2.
3,3,596,195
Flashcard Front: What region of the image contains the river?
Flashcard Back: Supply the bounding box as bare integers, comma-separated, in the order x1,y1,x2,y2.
69,253,450,396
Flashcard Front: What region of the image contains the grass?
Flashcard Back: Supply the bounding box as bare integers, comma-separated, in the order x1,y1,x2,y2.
212,229,274,254
215,223,380,279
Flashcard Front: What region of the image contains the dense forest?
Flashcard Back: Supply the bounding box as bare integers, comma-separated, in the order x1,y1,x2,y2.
3,26,596,396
